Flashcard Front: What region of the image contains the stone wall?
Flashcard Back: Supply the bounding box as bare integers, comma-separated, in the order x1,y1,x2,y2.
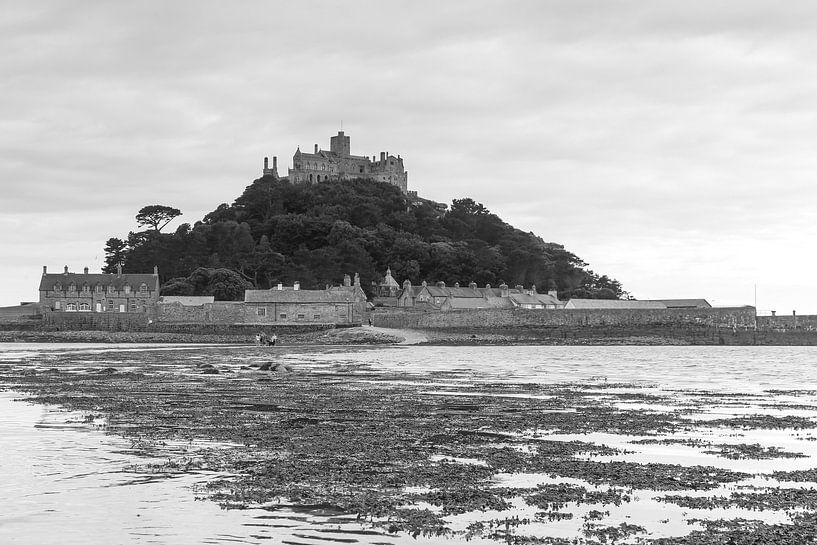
155,301,364,325
758,314,817,331
372,306,757,329
44,311,152,331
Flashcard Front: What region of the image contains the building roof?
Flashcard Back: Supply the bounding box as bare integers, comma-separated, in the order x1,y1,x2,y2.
245,288,357,304
39,272,159,291
447,287,483,298
443,298,492,310
649,299,712,309
160,296,215,306
509,293,546,306
565,299,667,310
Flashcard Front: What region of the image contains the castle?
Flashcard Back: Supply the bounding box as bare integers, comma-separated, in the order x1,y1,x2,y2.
263,130,409,194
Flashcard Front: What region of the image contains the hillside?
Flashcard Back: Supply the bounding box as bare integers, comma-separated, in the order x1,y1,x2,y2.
107,176,623,300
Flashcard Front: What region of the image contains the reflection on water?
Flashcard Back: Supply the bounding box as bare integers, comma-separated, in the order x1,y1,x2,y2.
2,343,817,543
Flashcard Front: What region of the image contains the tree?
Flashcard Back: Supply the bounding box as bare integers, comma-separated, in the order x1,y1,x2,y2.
102,238,128,273
136,205,182,232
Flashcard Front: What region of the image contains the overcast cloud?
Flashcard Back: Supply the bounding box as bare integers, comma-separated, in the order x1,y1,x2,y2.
2,1,815,313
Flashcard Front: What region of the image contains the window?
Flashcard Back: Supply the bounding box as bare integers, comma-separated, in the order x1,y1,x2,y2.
313,314,320,320
68,283,76,292
108,285,114,294
95,285,103,293
124,285,131,294
66,303,77,312
359,166,364,173
54,301,61,310
107,300,114,311
297,313,305,320
130,302,137,312
139,283,148,293
53,283,62,292
279,313,287,320
79,302,90,311
257,307,267,317
316,175,321,182
82,284,90,294
321,164,325,170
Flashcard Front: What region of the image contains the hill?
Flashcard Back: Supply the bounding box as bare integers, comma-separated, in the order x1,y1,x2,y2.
106,176,624,300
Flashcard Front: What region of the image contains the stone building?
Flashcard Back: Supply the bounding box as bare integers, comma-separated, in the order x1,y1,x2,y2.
38,265,160,314
263,130,409,193
243,275,367,325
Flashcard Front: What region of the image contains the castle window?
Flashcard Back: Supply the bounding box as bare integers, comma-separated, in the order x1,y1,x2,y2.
359,166,364,173
317,175,321,182
257,307,266,317
297,313,305,320
313,314,320,320
79,302,90,311
54,301,61,310
279,313,287,320
66,303,77,312
309,174,313,182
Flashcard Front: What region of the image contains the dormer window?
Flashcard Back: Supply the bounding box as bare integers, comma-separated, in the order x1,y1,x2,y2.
107,285,114,294
82,284,90,293
124,285,131,294
68,283,76,292
139,283,148,293
95,285,103,293
54,283,62,292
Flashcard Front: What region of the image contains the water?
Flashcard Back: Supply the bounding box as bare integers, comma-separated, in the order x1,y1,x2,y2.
2,343,817,543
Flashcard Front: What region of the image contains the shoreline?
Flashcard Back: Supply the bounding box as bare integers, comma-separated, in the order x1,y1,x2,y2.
3,325,817,346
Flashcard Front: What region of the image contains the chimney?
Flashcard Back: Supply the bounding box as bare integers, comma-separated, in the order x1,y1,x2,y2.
264,156,269,170
64,265,69,274
43,265,47,276
454,282,460,288
548,289,559,300
153,266,159,276
771,310,776,317
343,274,351,287
437,281,446,288
485,283,492,289
380,152,385,162
83,267,89,274
294,281,300,291
403,279,411,289
469,282,477,289
421,280,427,287
314,144,318,154
515,284,524,292
530,284,537,294
500,283,509,297
277,283,283,290
273,156,278,171
116,264,122,277
354,273,360,287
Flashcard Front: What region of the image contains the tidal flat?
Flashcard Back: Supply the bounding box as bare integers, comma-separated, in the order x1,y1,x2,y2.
2,344,817,544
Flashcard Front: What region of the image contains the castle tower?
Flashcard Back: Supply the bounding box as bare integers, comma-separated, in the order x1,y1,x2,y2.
330,131,351,156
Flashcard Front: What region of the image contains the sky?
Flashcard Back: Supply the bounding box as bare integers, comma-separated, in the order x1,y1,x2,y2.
2,1,816,313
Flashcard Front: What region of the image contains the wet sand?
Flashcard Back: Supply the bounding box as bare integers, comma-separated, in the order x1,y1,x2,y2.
2,344,817,543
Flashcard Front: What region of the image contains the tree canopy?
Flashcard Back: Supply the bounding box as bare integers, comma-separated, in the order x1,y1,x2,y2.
136,205,182,232
104,177,624,300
